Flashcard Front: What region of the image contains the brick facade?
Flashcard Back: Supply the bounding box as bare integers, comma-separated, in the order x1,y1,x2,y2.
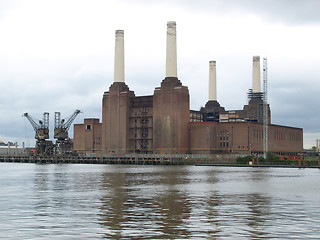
73,118,102,154
102,82,134,154
153,77,190,154
189,122,303,155
73,81,303,155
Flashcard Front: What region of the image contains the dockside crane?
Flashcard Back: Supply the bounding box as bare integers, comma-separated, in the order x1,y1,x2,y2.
23,112,53,155
54,109,81,154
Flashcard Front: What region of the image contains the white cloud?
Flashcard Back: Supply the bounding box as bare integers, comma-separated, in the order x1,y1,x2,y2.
0,0,320,149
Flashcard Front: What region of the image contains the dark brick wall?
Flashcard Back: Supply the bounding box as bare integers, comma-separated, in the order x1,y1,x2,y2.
102,82,134,154
153,77,190,154
189,122,303,155
73,118,102,153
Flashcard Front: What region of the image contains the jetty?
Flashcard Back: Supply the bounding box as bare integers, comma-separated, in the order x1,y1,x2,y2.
0,153,237,165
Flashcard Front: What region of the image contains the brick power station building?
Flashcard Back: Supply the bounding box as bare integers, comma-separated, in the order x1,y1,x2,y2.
74,22,303,155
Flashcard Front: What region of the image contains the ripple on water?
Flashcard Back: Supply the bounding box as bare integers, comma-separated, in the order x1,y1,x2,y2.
0,163,320,239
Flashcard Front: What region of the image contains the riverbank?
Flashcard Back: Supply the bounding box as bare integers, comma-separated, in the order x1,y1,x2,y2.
196,163,320,169
1,154,319,168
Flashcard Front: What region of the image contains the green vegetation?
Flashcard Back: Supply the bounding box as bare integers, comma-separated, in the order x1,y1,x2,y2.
236,155,252,164
236,151,319,167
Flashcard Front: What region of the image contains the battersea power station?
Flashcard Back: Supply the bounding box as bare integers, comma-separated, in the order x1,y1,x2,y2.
74,21,303,155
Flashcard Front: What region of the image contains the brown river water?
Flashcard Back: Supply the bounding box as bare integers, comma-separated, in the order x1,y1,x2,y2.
1,163,320,239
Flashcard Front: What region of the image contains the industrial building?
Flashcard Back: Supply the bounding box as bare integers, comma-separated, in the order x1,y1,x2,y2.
0,141,26,156
74,21,303,155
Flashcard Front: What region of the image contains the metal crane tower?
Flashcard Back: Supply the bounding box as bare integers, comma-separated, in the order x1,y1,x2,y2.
23,112,53,155
263,57,268,158
54,109,81,154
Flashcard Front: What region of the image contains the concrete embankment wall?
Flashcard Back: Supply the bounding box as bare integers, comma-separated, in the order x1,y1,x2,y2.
0,153,241,165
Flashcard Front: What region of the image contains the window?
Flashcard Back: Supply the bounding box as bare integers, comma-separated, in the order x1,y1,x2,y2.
86,124,91,130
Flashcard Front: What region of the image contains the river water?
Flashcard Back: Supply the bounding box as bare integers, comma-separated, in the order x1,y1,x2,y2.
1,163,320,239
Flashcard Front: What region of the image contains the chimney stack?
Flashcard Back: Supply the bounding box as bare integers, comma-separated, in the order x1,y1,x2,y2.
166,21,177,78
114,30,125,83
252,56,261,93
209,61,217,101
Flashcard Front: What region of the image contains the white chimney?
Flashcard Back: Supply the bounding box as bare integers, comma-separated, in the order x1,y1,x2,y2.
166,21,177,78
209,61,217,101
252,56,261,93
114,30,125,83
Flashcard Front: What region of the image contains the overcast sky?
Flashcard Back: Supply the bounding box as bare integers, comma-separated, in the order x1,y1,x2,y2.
0,0,319,148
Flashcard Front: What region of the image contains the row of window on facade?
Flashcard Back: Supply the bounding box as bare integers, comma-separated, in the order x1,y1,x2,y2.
274,131,301,141
253,129,263,139
131,108,152,117
219,130,229,148
253,129,302,142
130,133,150,138
132,119,150,124
130,140,150,150
190,112,203,122
220,145,247,149
220,136,229,141
220,142,229,148
289,133,301,141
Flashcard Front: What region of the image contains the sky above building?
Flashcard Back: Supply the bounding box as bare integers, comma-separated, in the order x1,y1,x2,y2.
0,0,319,148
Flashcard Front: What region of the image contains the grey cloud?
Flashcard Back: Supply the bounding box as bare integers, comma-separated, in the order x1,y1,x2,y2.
132,0,320,25
233,0,320,25
270,79,320,132
1,0,319,149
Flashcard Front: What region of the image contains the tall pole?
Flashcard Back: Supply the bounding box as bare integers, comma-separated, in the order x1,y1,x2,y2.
166,21,177,78
114,30,125,82
263,57,268,158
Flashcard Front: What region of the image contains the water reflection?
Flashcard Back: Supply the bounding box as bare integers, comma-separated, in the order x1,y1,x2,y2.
1,164,320,239
33,165,50,215
246,193,271,239
32,165,104,239
154,188,191,238
97,166,277,239
99,171,128,238
98,167,191,239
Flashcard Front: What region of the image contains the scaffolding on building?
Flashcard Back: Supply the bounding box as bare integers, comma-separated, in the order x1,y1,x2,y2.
138,107,151,153
247,89,263,101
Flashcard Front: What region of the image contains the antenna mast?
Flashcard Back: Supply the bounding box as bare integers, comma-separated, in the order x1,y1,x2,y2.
263,57,268,158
